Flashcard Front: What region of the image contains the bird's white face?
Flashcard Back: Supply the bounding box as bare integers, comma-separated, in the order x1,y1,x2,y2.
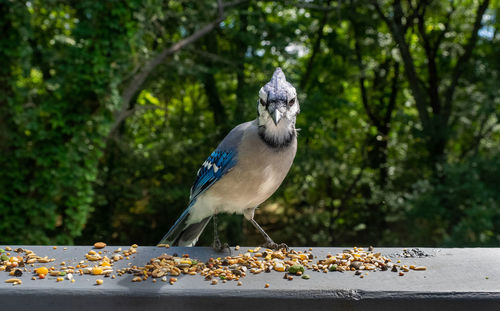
258,68,299,126
257,68,299,147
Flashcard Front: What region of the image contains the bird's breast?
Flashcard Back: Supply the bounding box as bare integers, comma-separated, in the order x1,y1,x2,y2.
208,128,297,210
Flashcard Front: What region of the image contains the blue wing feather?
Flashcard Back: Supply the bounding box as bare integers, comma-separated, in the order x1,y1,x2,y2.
190,149,237,200
158,123,248,246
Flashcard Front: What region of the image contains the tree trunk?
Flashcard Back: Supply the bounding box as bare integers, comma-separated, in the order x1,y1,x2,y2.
233,3,249,123
202,72,227,127
351,17,399,187
300,0,332,91
374,0,489,168
199,35,227,128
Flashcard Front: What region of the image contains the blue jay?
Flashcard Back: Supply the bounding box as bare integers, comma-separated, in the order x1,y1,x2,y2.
159,68,299,249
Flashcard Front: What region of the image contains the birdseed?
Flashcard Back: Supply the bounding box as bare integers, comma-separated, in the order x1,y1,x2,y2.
94,242,106,249
1,245,427,287
5,278,22,285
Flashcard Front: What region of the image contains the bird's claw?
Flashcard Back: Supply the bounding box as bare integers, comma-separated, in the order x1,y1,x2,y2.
262,241,288,251
213,239,231,253
212,238,221,250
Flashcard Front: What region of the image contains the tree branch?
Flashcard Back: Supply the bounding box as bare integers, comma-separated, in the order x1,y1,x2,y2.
373,0,431,130
403,0,426,32
234,2,250,123
109,105,169,138
352,28,381,128
340,162,366,204
120,4,225,111
417,6,441,114
443,0,489,121
384,61,399,126
222,0,251,8
112,0,248,137
198,34,228,128
186,47,237,66
460,114,498,159
372,58,391,92
433,2,455,55
300,0,332,90
282,0,336,11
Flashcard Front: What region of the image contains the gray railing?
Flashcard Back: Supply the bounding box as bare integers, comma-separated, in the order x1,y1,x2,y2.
1,246,499,310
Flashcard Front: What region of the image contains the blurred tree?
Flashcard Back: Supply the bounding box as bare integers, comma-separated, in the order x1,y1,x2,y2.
0,0,141,244
374,0,490,167
0,0,498,247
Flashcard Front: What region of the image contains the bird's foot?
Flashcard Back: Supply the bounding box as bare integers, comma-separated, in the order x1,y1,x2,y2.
212,239,231,254
211,213,230,253
262,240,288,251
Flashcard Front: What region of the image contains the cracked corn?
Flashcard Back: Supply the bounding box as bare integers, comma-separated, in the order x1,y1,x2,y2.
1,245,427,287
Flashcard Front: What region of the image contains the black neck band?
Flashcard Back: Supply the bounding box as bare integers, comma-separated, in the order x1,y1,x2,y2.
258,128,295,149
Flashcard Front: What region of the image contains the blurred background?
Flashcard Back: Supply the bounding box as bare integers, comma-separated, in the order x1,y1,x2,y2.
1,0,499,247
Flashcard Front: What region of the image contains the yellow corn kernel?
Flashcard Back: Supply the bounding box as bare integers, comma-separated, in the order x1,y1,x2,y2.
91,267,103,275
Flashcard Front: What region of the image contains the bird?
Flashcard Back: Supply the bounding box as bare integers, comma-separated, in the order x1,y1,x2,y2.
158,67,299,249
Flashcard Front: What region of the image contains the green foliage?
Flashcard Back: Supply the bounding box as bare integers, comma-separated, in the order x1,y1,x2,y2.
0,0,141,244
0,0,499,247
384,155,500,246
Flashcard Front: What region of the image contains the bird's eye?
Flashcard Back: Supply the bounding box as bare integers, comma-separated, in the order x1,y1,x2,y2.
288,98,295,106
260,98,267,106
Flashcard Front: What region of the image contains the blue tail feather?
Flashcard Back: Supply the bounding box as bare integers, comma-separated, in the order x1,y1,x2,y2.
158,201,211,246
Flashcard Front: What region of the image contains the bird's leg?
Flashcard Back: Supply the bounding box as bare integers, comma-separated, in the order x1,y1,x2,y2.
212,213,221,249
249,218,288,250
212,214,230,253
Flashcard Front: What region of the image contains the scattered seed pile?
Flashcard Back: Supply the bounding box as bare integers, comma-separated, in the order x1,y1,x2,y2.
399,248,431,258
1,244,427,287
0,243,137,286
1,246,57,285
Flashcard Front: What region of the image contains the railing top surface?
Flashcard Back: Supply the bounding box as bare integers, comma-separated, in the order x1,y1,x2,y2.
1,246,499,296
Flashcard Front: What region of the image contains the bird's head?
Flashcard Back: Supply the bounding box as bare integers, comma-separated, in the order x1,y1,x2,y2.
257,68,299,148
258,67,299,127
